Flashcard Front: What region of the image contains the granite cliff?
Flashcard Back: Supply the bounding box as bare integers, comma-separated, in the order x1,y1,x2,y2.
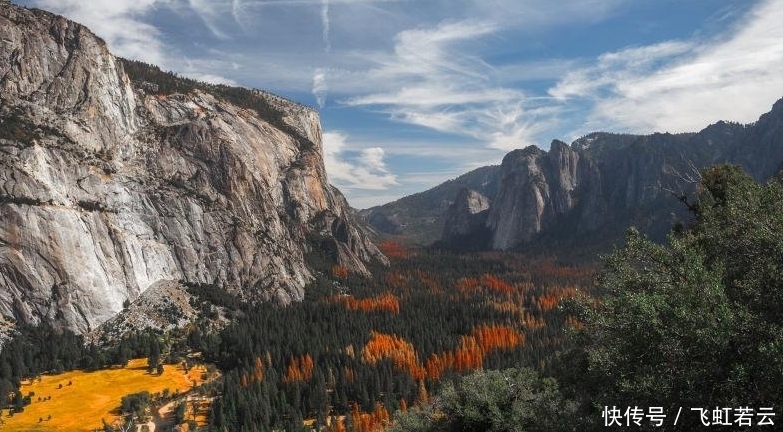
0,3,385,333
440,188,490,245
484,140,604,250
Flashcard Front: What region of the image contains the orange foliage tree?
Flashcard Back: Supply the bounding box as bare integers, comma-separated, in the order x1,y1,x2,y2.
479,275,514,295
329,293,400,314
331,264,349,280
416,270,442,293
284,354,314,383
377,241,409,259
240,356,265,387
384,271,408,291
363,325,526,381
361,332,425,380
472,323,525,351
454,274,514,296
532,284,580,312
350,401,390,432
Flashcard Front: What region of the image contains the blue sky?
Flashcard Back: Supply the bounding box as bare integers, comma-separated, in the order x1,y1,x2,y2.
18,0,783,208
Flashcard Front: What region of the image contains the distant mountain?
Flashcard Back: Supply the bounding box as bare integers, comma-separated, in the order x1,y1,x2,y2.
368,98,783,253
360,165,500,245
0,2,385,333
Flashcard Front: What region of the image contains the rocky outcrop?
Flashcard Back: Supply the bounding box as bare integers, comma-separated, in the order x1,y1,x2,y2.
484,141,603,250
0,3,385,333
441,188,490,243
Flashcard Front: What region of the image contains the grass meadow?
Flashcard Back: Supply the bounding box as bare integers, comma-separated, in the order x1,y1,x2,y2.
3,358,207,432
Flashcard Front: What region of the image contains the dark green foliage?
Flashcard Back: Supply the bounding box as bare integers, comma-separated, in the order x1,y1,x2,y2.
438,368,572,432
197,249,586,432
389,368,575,432
0,325,166,408
174,401,186,424
120,391,151,418
0,110,39,144
387,407,433,432
0,195,44,206
76,199,107,212
566,165,783,430
119,59,198,96
183,282,243,310
0,323,85,406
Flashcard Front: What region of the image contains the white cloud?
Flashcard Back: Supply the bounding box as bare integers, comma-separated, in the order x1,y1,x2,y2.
548,41,694,101
550,0,783,134
322,131,398,192
321,0,331,52
339,19,552,150
179,58,242,86
312,69,328,108
231,0,252,32
186,0,222,39
183,73,239,86
347,86,520,107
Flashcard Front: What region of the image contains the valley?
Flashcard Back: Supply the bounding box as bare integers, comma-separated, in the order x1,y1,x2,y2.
1,243,597,431
0,1,782,431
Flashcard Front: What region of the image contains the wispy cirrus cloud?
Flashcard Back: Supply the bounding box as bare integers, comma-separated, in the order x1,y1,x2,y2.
322,131,398,195
549,0,783,134
339,20,555,150
321,0,331,52
187,0,234,40
549,41,695,102
312,69,329,108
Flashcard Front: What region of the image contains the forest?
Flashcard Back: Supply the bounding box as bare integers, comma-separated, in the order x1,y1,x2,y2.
194,165,781,431
0,161,780,432
192,241,594,431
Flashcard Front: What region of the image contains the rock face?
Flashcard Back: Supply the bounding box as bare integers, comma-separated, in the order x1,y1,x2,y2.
0,3,385,333
441,188,490,244
437,101,783,252
485,141,603,250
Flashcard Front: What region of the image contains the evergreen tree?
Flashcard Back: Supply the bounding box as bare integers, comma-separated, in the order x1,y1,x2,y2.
567,165,783,430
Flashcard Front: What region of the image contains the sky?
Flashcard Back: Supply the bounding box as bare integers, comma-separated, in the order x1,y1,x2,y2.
17,0,783,208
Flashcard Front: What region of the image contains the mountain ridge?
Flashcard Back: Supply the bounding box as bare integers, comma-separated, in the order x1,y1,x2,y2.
366,99,783,251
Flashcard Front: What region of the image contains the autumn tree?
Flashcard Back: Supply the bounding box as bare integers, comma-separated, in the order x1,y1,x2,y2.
331,264,349,280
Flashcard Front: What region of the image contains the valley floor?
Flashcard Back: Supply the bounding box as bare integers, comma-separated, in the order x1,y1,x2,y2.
2,358,210,432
